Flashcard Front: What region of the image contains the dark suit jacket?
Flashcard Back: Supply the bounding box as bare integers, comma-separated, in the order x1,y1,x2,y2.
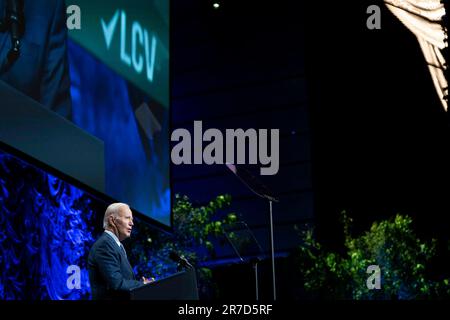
0,0,72,119
88,232,143,300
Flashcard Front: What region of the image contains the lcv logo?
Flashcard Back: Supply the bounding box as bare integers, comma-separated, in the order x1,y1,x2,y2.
171,121,280,175
100,10,157,83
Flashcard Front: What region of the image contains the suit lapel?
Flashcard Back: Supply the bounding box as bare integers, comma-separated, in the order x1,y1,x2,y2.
120,245,134,275
122,249,136,280
103,232,135,278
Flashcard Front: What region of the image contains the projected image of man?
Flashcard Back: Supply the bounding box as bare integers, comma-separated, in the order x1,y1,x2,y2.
0,0,72,119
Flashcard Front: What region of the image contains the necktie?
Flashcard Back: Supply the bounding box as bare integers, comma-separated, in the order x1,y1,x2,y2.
120,244,127,258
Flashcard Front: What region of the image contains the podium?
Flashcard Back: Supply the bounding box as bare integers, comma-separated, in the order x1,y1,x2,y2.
128,268,199,300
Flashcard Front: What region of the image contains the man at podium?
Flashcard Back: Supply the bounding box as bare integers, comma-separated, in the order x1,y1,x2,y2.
88,203,153,300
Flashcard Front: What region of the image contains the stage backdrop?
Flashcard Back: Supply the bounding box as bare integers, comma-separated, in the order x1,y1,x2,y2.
0,149,96,299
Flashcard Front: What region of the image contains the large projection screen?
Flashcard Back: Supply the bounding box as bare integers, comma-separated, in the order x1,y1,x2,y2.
67,0,170,228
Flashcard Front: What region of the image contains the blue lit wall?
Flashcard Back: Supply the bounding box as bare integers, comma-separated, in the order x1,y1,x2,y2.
0,149,95,300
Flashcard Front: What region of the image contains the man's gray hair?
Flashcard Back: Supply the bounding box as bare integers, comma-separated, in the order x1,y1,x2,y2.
103,203,129,229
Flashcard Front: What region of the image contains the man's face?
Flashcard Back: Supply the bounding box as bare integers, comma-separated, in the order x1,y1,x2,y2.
112,207,134,241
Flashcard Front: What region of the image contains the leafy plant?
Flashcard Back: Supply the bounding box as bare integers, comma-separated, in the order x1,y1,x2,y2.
295,211,450,299
127,194,238,298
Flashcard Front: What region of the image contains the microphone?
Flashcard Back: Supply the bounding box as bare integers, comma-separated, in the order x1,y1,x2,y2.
169,251,193,269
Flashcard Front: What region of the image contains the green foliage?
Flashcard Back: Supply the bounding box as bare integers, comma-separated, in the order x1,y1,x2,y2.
295,211,450,299
128,194,237,298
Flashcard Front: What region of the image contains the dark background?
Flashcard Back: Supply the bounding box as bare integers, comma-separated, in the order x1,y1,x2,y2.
171,0,311,258
171,0,450,298
305,0,450,245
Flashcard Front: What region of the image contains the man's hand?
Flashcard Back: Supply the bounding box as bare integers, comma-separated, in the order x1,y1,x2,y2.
142,276,155,284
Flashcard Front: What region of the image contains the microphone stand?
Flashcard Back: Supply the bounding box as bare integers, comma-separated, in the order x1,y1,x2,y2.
269,199,276,300
250,257,260,300
225,164,279,301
